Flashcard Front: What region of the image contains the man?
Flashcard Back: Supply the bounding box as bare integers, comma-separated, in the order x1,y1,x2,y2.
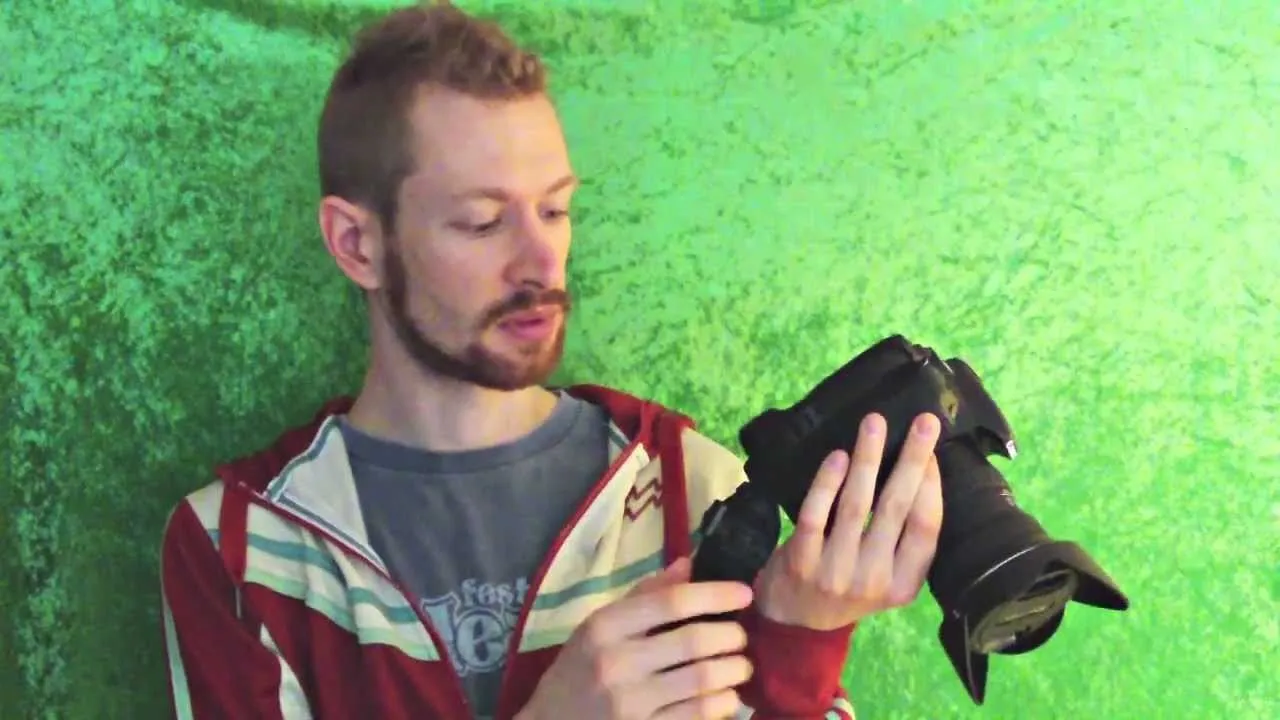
158,3,944,719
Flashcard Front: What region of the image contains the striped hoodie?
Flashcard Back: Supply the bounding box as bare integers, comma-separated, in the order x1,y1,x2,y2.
160,384,858,719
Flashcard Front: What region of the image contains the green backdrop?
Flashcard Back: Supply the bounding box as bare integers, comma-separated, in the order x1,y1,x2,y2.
4,0,1277,718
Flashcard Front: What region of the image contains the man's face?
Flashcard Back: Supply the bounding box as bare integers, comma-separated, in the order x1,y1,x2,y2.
378,88,576,391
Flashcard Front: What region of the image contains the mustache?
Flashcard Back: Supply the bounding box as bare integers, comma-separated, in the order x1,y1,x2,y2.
482,287,572,326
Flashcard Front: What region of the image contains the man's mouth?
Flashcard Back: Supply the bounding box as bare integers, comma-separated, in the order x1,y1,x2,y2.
500,308,554,325
496,307,560,340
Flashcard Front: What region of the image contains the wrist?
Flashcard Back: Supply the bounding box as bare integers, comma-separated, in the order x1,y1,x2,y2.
738,604,855,715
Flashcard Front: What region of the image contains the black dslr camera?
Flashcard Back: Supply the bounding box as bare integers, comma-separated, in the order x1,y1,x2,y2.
689,334,1129,705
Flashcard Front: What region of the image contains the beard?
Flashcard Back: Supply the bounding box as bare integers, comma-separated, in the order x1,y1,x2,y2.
380,243,571,391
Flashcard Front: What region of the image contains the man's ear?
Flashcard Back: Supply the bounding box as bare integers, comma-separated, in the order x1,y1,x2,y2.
318,195,385,291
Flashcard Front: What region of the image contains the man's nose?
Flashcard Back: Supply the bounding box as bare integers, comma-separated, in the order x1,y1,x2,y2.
508,213,567,289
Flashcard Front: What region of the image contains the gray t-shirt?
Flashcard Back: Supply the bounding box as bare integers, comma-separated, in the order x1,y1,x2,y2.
339,391,612,720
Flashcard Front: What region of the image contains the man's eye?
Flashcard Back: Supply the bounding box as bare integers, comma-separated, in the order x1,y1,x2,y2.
462,218,500,234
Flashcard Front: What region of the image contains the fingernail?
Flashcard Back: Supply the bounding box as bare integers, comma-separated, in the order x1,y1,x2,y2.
914,414,938,436
823,451,847,473
863,414,884,436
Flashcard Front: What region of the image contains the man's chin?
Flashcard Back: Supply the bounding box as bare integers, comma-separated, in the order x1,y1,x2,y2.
470,360,560,392
462,337,564,391
497,347,563,385
392,313,565,391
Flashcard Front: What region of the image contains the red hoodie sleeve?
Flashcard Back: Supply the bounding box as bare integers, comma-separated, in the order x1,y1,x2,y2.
159,499,313,719
737,604,857,719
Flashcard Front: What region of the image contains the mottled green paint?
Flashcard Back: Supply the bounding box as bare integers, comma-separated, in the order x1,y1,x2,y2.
3,0,1277,718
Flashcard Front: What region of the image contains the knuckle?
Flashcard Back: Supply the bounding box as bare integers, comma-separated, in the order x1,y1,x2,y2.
700,625,731,658
664,588,694,619
814,575,845,598
699,689,736,718
905,506,943,536
579,617,610,654
697,659,725,692
889,584,922,606
793,515,826,536
783,551,813,581
683,623,728,659
589,649,620,687
852,571,887,601
679,625,712,659
880,495,913,521
909,512,942,538
839,497,872,524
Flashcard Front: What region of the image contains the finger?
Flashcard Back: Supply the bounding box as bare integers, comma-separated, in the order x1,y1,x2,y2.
818,413,886,590
629,619,748,676
860,413,940,564
593,582,754,643
887,454,944,606
788,449,849,573
627,557,692,598
645,655,753,717
651,688,743,720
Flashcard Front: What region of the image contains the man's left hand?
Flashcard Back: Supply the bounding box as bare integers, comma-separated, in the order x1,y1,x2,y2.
752,411,944,630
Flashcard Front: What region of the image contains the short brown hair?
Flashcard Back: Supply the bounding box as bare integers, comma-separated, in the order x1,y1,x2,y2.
317,1,548,232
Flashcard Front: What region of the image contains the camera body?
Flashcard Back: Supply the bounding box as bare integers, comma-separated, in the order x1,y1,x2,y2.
689,335,1129,704
738,334,1016,531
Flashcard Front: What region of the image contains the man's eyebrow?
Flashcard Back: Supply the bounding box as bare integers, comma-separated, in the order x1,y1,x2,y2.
451,174,579,201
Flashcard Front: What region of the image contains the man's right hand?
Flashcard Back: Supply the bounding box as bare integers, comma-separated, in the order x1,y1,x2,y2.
517,557,755,720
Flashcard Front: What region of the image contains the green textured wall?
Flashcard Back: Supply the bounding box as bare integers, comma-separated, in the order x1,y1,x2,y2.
4,0,1277,718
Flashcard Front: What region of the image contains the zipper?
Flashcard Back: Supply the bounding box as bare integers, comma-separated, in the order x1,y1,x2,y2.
231,481,476,719
493,437,646,720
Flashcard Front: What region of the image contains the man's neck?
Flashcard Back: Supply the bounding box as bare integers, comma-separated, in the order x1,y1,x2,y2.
344,362,560,454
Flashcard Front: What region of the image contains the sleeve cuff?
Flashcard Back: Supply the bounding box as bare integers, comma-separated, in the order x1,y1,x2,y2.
737,604,856,717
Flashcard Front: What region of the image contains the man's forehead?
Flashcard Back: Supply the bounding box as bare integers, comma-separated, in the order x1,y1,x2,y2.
401,155,575,202
403,90,572,199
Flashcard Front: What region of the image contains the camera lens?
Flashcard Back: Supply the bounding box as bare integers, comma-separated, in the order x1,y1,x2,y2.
727,335,1130,704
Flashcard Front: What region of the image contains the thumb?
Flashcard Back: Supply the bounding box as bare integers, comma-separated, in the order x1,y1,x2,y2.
627,556,692,597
